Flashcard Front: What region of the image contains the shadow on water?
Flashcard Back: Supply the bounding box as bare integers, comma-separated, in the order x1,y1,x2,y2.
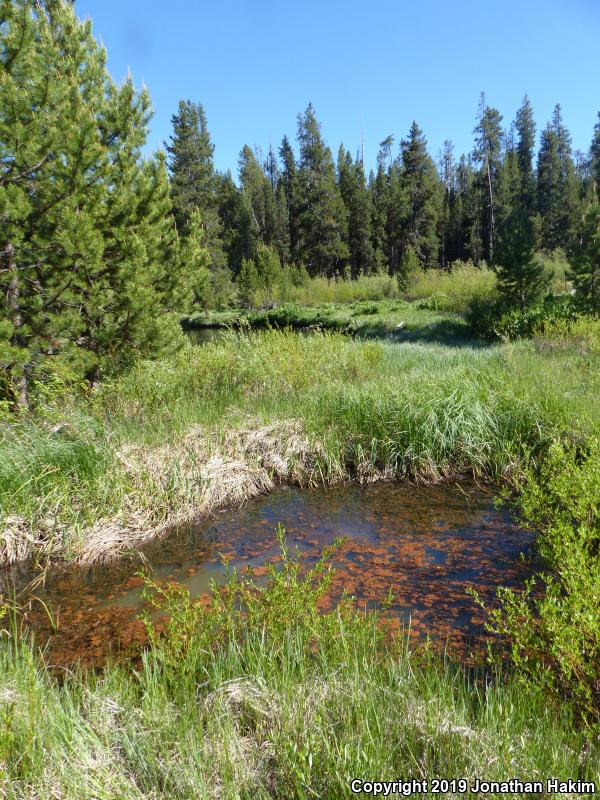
184,320,492,350
1,481,537,668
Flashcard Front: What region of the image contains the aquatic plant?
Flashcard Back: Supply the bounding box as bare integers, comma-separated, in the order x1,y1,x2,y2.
1,533,597,797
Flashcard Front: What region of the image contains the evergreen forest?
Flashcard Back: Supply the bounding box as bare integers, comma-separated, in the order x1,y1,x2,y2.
1,4,600,797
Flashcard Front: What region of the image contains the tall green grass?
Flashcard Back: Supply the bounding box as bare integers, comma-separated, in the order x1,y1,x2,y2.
2,329,599,556
283,272,400,305
1,536,597,798
403,263,498,313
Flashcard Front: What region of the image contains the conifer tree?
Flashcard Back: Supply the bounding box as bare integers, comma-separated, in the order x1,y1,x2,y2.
217,171,255,267
473,96,504,263
537,105,579,251
495,208,546,309
264,145,280,190
515,95,537,215
166,100,226,271
0,0,186,404
179,209,212,308
369,163,390,272
296,104,348,275
279,135,302,264
238,144,277,251
496,128,522,244
590,113,600,198
237,258,259,308
338,148,373,277
399,121,441,268
569,196,600,315
457,154,484,264
273,180,291,265
438,140,456,269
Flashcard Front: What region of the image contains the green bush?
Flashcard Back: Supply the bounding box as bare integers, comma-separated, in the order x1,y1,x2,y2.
482,440,600,726
467,294,577,341
402,262,497,313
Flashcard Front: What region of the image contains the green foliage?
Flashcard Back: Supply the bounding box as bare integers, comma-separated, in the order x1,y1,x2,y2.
467,294,576,341
237,258,260,308
296,103,349,276
166,99,227,274
482,441,600,725
0,0,186,405
495,208,548,308
337,148,374,276
403,262,497,313
140,526,352,687
569,197,600,315
178,209,212,310
399,122,442,269
537,105,580,252
2,534,598,795
397,245,421,289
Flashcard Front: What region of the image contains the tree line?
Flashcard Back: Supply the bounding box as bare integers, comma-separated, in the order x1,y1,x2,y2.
1,0,599,409
168,95,600,309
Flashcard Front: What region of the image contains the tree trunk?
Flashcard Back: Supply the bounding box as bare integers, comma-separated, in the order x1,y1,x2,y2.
486,156,495,263
4,240,29,410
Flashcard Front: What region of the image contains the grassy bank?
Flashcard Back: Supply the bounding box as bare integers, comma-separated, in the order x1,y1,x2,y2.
2,321,600,794
1,538,598,799
2,325,600,566
184,264,498,339
2,326,599,566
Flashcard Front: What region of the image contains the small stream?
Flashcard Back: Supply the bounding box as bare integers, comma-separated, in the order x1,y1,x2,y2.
1,482,537,667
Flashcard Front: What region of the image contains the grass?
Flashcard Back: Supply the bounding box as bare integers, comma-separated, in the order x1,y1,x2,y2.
185,299,470,342
1,535,598,799
2,325,600,565
184,263,498,337
2,316,600,794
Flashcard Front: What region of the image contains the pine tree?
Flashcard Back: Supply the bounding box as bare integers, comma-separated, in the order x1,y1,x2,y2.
590,113,600,198
537,105,580,251
273,180,291,265
179,209,212,308
217,171,255,268
279,135,302,264
569,196,600,315
496,127,522,246
515,95,537,216
296,104,348,276
237,258,259,308
399,121,441,269
453,155,481,263
438,140,456,269
264,145,280,190
473,95,504,263
337,148,373,277
495,208,546,309
166,100,226,271
0,1,186,405
369,163,390,272
238,144,277,251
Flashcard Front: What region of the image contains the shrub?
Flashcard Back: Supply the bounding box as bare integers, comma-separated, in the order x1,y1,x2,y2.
403,262,497,313
481,440,600,726
467,294,577,341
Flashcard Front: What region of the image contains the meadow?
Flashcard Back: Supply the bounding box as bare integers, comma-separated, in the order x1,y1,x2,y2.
1,276,599,797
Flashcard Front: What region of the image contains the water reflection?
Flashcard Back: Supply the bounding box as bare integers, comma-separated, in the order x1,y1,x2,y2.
2,482,536,667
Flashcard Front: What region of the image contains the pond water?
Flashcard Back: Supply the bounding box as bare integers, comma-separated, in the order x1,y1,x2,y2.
2,482,536,668
185,326,230,345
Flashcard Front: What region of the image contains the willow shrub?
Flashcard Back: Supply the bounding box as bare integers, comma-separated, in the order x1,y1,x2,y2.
482,439,600,726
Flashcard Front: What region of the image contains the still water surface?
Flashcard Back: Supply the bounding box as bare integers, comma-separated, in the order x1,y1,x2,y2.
4,482,536,666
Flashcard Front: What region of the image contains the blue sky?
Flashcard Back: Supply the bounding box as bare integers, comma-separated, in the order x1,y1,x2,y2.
75,0,600,176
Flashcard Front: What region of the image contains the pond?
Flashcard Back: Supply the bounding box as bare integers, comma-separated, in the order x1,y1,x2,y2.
184,326,230,345
2,481,536,668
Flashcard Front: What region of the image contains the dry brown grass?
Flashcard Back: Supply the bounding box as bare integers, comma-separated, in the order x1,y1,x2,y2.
0,420,325,568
